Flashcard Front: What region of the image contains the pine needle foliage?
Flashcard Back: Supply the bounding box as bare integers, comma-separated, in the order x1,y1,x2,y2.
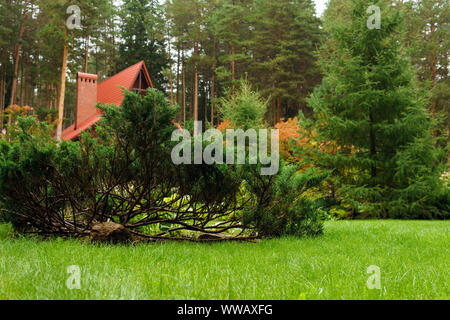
302,0,448,218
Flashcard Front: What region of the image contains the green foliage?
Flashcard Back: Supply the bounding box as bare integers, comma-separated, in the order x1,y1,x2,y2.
0,117,71,231
0,88,327,239
219,80,268,130
402,0,450,133
304,0,448,219
166,0,323,124
117,0,169,91
249,0,323,119
208,0,252,90
0,115,55,144
242,165,329,237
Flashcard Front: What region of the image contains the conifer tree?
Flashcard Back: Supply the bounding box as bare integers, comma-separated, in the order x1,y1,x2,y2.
117,0,169,91
402,0,449,134
250,0,322,123
209,0,251,94
304,0,447,218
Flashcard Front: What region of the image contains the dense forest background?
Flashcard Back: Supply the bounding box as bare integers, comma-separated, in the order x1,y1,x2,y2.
0,0,448,131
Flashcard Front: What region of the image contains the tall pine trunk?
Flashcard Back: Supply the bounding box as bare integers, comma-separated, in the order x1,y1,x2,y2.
182,49,186,124
211,38,216,127
231,0,236,94
10,9,27,108
193,41,199,135
110,0,116,75
24,65,29,106
277,98,281,124
104,32,108,78
231,45,235,94
84,35,89,73
168,34,173,105
429,23,437,118
19,59,24,106
176,45,180,106
0,62,5,130
56,28,69,141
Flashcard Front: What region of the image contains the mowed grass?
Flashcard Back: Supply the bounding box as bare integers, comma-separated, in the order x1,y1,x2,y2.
0,220,448,300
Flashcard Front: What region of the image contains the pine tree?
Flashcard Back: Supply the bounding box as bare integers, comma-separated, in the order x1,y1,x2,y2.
167,0,210,133
167,0,323,126
117,0,169,91
7,0,29,109
209,0,251,94
305,0,447,218
0,0,20,128
250,0,322,123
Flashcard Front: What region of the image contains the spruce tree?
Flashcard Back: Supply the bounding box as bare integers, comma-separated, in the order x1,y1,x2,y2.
304,0,447,218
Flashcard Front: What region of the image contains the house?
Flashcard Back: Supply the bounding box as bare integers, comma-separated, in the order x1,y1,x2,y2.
61,61,153,141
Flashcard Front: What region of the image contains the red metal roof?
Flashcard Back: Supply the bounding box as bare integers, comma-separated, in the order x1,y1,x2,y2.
61,61,153,141
97,61,153,106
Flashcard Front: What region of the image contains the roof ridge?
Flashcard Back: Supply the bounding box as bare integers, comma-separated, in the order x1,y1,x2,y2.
97,60,144,88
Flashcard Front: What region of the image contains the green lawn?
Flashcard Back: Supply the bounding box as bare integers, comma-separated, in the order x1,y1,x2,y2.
0,220,448,300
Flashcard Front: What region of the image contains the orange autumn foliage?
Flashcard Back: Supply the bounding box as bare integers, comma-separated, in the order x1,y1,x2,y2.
275,117,310,160
216,119,233,132
5,104,34,116
275,117,343,164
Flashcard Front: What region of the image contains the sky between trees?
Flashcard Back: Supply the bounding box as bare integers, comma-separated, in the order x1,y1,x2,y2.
313,0,327,16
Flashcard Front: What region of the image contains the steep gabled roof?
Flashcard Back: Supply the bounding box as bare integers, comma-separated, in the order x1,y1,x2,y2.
98,60,153,106
61,61,153,141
